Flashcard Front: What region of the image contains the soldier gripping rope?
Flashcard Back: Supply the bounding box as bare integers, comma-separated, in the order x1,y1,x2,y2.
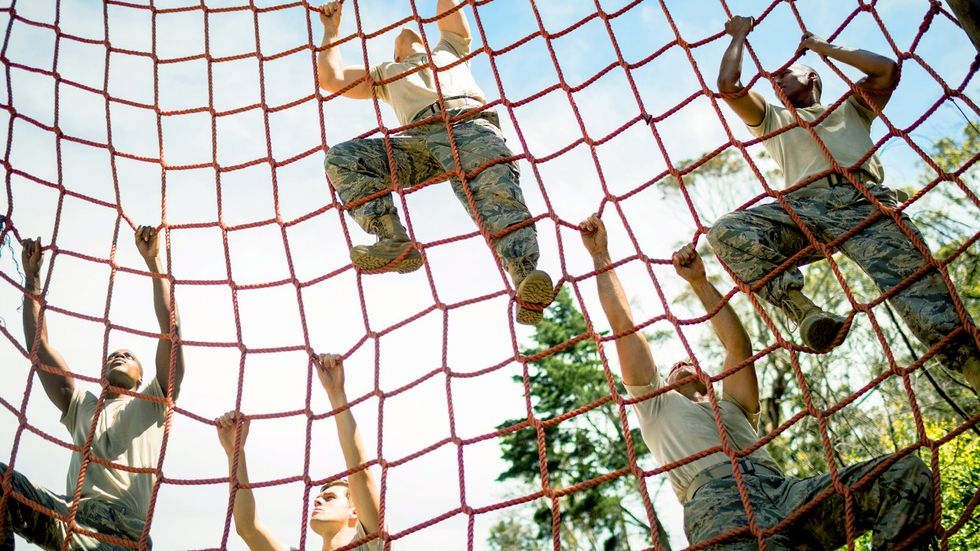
316,0,554,325
3,227,185,549
710,16,980,391
579,215,935,550
216,354,383,551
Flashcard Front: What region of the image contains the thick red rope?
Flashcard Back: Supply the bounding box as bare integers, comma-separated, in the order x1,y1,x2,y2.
0,1,977,549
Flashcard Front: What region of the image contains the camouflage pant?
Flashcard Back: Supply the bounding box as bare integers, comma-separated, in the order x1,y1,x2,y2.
684,454,933,550
0,463,147,550
707,181,979,372
324,111,539,280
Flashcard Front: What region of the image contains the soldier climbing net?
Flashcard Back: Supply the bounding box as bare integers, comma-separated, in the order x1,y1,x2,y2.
0,0,978,549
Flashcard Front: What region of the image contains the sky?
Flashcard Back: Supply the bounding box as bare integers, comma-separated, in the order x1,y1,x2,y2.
0,0,977,549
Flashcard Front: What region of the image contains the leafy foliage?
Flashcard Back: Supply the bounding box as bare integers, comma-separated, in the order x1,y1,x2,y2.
931,421,980,550
854,420,980,551
489,289,667,551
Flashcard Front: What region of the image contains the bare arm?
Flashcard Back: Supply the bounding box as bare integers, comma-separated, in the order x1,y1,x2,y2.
580,216,657,387
216,413,284,551
672,246,758,414
717,16,767,127
799,32,898,111
436,0,470,41
21,238,74,416
317,354,382,535
135,226,184,399
316,2,372,99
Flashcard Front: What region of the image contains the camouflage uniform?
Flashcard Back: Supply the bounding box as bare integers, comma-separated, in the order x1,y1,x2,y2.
324,109,540,281
707,178,979,371
684,454,933,550
0,463,147,550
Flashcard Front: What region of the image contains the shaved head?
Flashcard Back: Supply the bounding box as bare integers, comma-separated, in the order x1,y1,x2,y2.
792,63,822,100
776,63,823,107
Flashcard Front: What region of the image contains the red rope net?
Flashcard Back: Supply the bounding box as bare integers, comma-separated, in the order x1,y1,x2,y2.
0,0,977,549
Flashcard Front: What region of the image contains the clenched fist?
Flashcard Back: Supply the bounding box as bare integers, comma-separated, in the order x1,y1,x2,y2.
724,16,754,39
671,244,706,283
579,214,609,261
21,237,43,280
134,225,160,263
319,1,343,38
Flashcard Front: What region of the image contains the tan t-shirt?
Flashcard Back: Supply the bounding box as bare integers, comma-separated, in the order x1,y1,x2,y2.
747,96,885,188
290,523,382,551
625,371,780,502
370,31,486,126
62,379,167,520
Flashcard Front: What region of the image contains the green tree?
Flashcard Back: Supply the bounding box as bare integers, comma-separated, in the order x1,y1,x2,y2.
911,123,980,318
853,419,980,551
488,289,670,551
930,421,980,550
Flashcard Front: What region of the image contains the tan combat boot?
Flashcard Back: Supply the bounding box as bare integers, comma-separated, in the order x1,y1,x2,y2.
350,215,423,274
509,261,555,325
783,290,847,353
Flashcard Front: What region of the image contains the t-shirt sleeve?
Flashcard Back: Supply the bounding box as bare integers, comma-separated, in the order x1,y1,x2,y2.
845,94,877,126
138,378,169,419
60,386,91,433
142,377,165,398
624,378,666,424
436,30,471,58
746,101,778,137
722,392,761,430
355,522,383,551
369,63,391,102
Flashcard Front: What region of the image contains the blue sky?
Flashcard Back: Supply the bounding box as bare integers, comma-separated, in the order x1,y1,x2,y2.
0,0,977,549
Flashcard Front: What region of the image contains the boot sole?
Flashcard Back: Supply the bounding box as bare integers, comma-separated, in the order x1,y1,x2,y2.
351,248,424,274
801,312,847,353
516,270,554,325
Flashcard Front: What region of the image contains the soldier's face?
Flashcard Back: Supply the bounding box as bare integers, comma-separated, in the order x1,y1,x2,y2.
105,349,142,390
776,64,817,108
309,485,356,531
667,366,707,402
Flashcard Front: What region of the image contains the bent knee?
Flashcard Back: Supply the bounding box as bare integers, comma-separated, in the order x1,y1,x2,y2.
707,211,746,248
324,141,359,171
324,142,361,191
325,139,358,160
890,454,932,490
896,454,930,477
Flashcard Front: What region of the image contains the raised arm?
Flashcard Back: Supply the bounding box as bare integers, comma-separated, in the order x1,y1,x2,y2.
216,412,284,551
135,226,184,399
717,16,767,127
316,2,372,99
671,245,758,414
436,0,471,41
579,215,657,387
21,238,74,416
316,354,381,535
798,32,898,111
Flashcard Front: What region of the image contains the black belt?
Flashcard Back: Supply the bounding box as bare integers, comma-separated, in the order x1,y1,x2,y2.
411,95,487,123
819,171,907,201
685,457,783,502
823,170,873,186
